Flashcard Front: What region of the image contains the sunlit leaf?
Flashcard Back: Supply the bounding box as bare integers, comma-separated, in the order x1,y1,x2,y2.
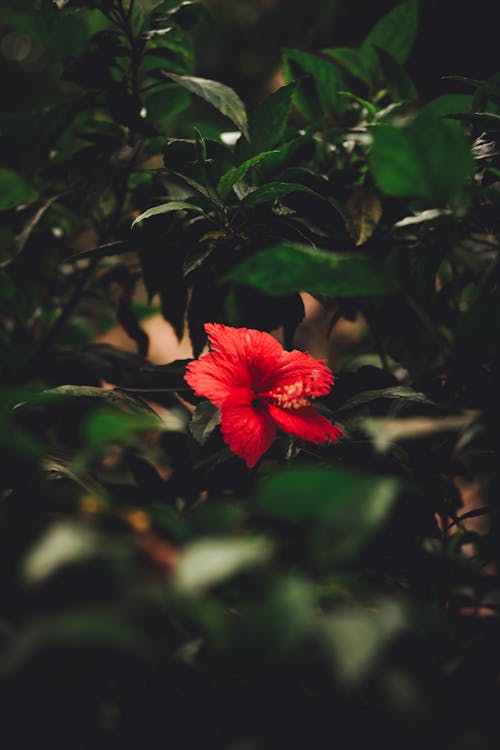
175,537,273,591
163,72,249,139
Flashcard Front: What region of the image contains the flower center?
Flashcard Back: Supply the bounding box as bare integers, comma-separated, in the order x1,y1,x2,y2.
266,381,311,410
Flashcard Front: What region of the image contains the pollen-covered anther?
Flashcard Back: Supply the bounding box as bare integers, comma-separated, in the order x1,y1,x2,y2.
268,381,311,410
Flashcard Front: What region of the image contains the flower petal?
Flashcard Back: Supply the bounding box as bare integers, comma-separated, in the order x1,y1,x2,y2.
205,323,283,392
260,349,334,400
267,403,343,445
220,387,276,468
185,351,251,407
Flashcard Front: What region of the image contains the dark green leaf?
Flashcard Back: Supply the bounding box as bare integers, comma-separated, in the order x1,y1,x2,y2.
361,0,419,85
423,94,473,118
0,168,37,210
163,73,249,139
225,242,400,298
323,47,368,84
257,465,399,560
282,48,344,120
240,182,321,207
217,151,278,202
446,112,500,132
335,386,435,415
373,46,417,102
239,82,297,160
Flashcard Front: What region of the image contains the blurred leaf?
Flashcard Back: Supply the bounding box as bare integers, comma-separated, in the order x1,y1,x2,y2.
217,150,278,202
322,599,407,684
370,110,473,201
362,413,476,452
394,208,453,227
257,465,399,561
0,168,37,210
83,408,159,450
189,401,221,446
423,94,473,118
447,111,500,132
344,189,383,246
175,537,273,591
225,242,399,297
163,73,249,139
22,523,101,584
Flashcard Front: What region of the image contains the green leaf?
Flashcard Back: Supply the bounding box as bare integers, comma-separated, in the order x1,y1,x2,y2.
175,537,273,591
83,409,158,450
240,182,321,207
256,465,399,560
335,386,435,415
239,82,297,160
370,110,473,201
217,150,278,202
323,47,368,84
423,94,473,118
132,201,203,227
447,112,500,132
282,48,344,120
0,168,37,210
361,0,419,85
163,73,249,139
225,242,400,298
373,46,417,102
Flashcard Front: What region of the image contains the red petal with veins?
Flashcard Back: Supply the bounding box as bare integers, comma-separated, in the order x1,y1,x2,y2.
220,387,276,468
267,403,343,445
185,351,251,407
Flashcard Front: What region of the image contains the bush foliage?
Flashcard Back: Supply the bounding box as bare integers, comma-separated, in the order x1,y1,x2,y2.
1,1,500,747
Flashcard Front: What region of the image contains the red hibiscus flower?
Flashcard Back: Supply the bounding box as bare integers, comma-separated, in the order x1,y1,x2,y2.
185,323,343,467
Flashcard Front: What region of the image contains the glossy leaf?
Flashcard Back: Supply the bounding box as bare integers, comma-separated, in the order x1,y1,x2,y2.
239,82,297,160
225,242,399,297
163,72,249,139
132,201,203,227
217,150,278,202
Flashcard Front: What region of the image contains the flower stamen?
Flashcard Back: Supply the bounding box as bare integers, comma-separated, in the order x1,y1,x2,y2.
266,381,312,410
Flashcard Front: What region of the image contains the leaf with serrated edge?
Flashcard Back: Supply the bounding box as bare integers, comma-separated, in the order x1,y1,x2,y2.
217,151,278,202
